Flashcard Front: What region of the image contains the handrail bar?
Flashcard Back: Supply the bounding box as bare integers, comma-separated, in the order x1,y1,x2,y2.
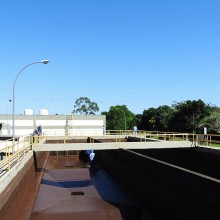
1,131,220,178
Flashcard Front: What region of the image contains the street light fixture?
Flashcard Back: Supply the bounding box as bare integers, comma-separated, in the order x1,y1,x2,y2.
12,60,49,140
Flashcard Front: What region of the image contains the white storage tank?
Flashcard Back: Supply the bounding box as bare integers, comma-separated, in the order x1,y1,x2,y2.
39,109,49,115
24,108,34,115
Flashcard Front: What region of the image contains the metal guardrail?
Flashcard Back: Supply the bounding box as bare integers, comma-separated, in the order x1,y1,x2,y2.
0,135,42,178
43,131,220,147
1,131,220,179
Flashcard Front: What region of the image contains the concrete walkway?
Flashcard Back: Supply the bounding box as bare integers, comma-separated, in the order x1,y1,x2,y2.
34,140,193,151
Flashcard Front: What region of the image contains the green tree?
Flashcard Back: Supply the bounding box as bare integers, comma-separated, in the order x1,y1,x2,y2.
72,97,99,115
170,99,209,133
154,105,174,131
138,105,173,131
101,105,136,130
139,108,158,131
199,106,220,133
135,114,142,129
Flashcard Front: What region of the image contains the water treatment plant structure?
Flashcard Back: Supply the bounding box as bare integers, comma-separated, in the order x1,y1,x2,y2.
0,115,220,220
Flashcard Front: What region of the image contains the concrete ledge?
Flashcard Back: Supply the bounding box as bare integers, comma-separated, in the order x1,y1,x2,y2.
0,151,33,213
33,141,193,151
0,151,33,196
0,151,50,220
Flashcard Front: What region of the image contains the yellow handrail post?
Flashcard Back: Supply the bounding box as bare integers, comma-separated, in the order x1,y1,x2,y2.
16,142,19,164
7,146,11,171
23,138,26,157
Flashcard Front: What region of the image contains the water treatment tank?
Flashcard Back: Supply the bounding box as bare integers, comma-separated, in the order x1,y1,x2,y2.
39,109,49,115
24,108,34,115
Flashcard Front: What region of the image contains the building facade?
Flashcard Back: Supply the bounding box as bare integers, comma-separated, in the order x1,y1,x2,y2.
0,114,106,136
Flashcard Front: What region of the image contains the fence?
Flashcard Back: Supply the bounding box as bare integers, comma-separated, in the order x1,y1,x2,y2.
0,136,32,178
1,131,220,179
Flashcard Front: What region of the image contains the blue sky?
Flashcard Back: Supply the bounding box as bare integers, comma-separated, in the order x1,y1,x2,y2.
1,0,220,115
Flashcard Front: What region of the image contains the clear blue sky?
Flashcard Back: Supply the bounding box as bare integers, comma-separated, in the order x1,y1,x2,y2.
1,0,220,115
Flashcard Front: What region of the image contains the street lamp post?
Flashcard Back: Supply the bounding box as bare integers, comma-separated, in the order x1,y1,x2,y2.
12,60,49,140
117,108,126,131
7,99,12,135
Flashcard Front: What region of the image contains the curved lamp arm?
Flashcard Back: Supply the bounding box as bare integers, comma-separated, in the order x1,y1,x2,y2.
12,60,49,139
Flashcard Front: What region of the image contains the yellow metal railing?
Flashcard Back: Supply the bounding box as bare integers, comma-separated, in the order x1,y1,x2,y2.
32,131,212,145
0,135,39,178
1,131,220,178
38,131,196,144
195,134,220,147
40,129,220,146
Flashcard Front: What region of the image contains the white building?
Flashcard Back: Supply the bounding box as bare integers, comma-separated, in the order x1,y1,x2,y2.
0,113,106,137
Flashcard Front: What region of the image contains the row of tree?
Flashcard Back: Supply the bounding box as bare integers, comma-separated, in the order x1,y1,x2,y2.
137,100,220,134
72,97,220,134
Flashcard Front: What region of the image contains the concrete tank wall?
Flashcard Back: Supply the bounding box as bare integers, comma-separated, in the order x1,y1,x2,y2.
133,147,220,179
0,152,49,220
95,149,220,219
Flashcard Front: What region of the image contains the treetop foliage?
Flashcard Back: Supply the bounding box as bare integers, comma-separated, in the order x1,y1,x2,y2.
101,105,136,130
73,97,220,134
139,99,219,133
72,97,99,115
